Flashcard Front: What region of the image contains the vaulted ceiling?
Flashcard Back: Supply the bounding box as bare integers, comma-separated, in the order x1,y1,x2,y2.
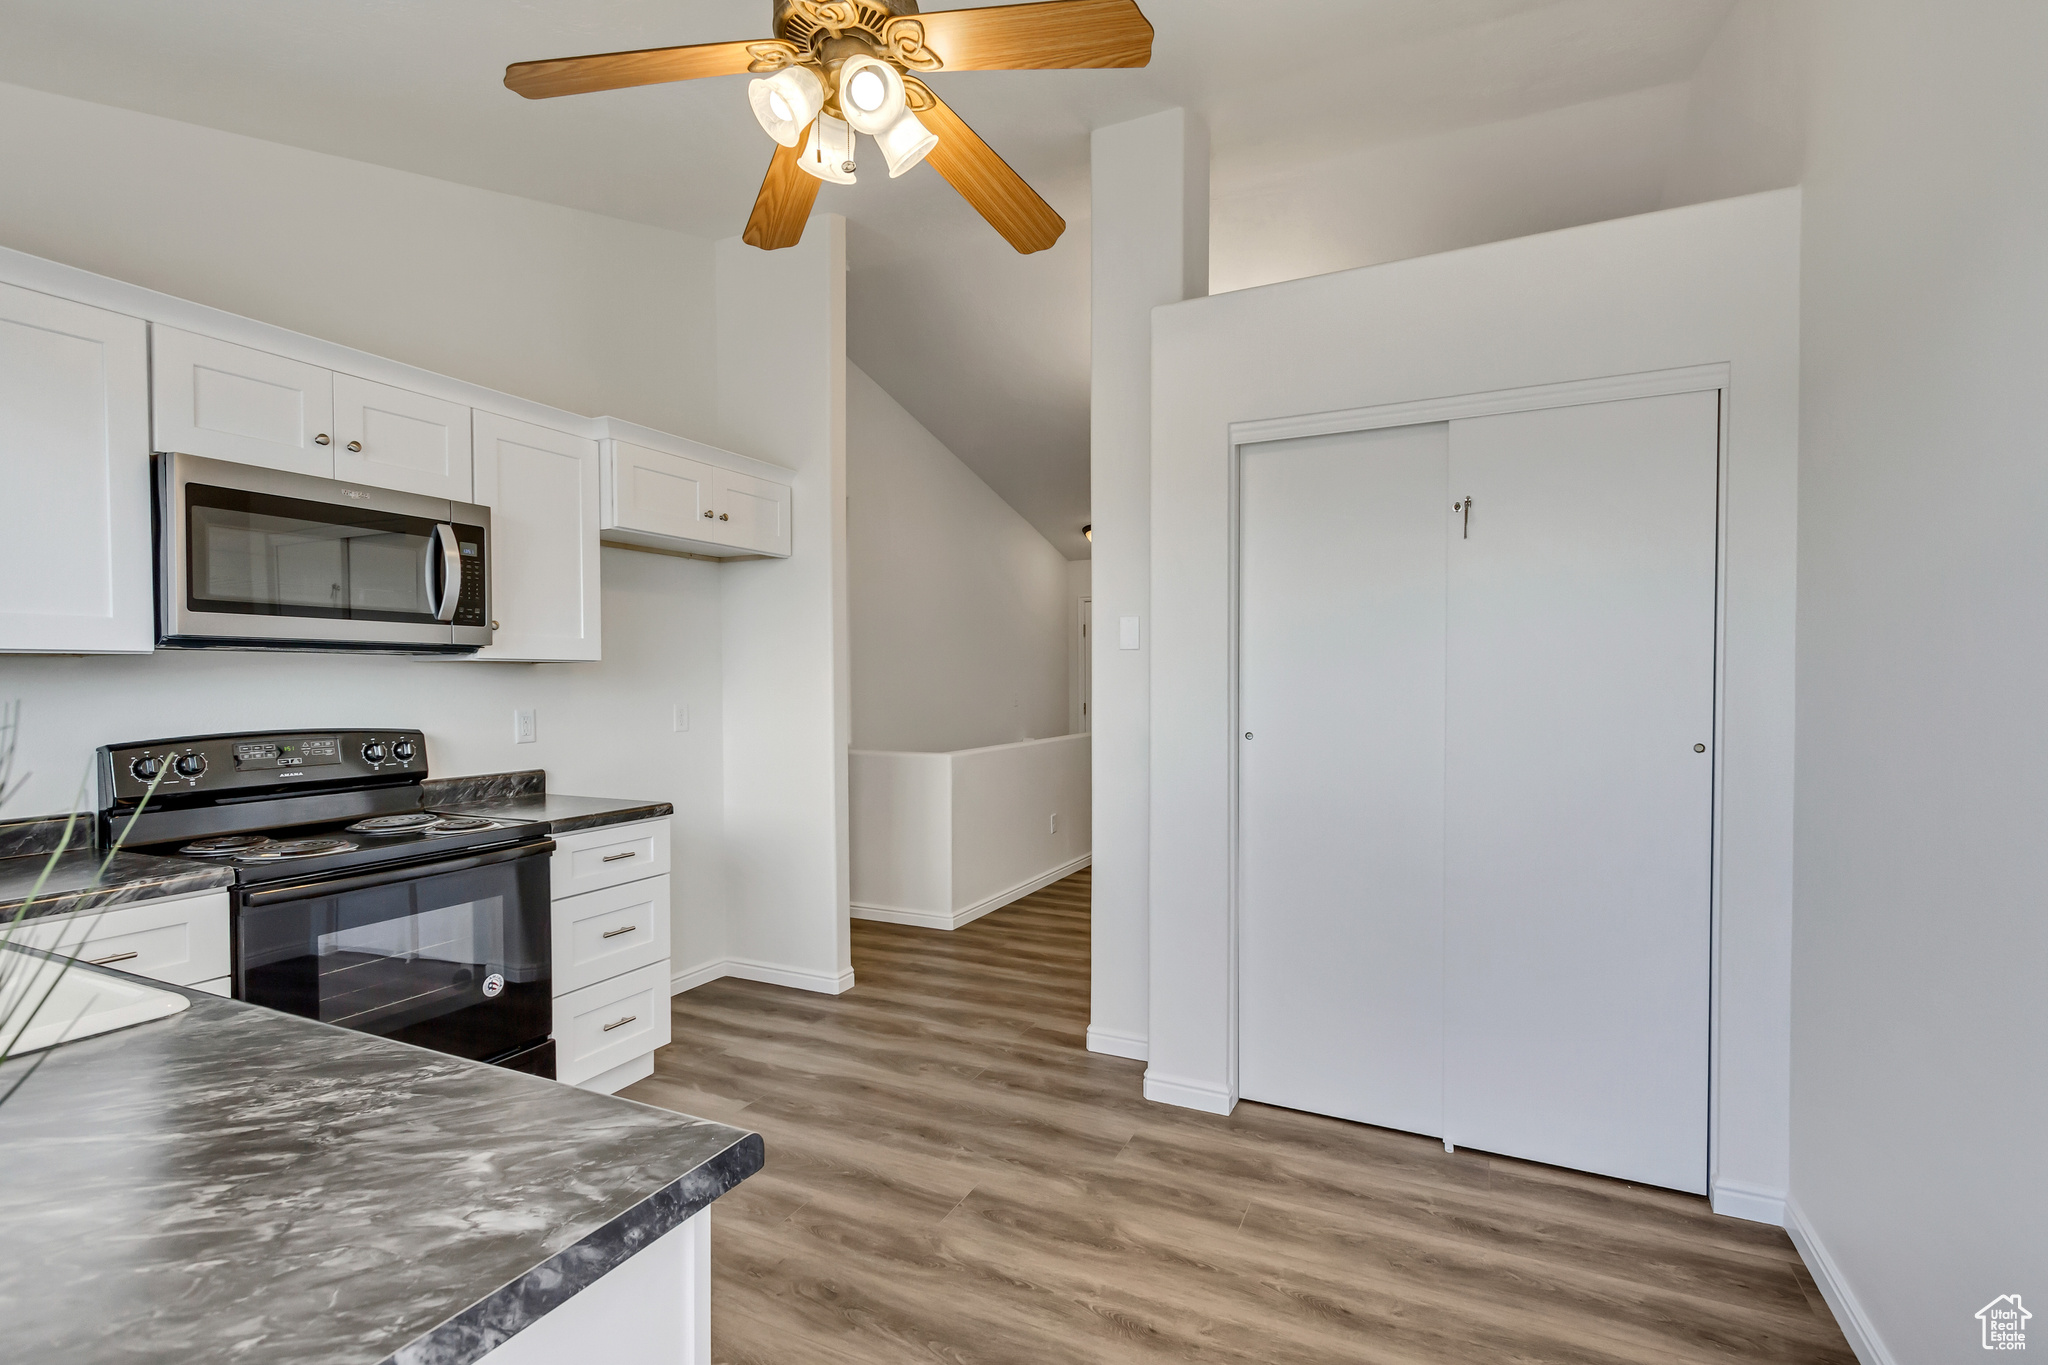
0,0,1739,556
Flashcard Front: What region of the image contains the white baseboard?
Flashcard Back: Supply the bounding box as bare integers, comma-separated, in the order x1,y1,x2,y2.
1086,1026,1150,1061
670,960,728,995
1143,1069,1236,1115
852,853,1093,932
670,958,855,997
574,1052,654,1095
1710,1178,1786,1226
1785,1195,1894,1365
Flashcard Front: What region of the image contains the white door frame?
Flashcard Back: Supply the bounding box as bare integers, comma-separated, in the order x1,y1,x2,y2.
1225,362,1734,1190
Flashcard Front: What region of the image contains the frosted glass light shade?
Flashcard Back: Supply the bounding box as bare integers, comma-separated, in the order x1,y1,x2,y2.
836,55,907,135
798,113,858,184
749,66,825,148
876,109,938,178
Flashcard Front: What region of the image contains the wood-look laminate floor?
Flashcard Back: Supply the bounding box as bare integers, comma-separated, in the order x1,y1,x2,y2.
620,870,1853,1365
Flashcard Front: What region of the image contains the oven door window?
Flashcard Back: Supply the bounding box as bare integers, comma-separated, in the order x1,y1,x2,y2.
236,851,551,1062
187,483,446,623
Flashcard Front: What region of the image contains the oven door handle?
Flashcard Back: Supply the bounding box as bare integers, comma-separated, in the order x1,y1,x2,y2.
427,523,462,624
242,839,556,906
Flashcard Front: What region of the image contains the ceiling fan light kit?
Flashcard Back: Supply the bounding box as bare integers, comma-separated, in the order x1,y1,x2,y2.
749,65,826,147
505,0,1155,254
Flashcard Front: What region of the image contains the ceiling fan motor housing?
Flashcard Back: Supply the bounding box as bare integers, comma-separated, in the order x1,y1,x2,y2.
773,0,920,46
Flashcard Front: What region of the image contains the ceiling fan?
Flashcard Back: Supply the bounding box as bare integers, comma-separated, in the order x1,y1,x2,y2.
505,0,1153,255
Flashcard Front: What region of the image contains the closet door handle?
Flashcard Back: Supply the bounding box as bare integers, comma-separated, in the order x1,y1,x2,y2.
1454,497,1472,539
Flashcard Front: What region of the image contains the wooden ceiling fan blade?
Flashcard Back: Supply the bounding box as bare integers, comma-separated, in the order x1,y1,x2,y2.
906,0,1153,71
743,129,823,251
916,92,1066,254
506,39,787,99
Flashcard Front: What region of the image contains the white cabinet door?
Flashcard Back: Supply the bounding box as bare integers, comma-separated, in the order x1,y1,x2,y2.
9,891,231,987
1443,391,1719,1195
607,440,716,539
0,283,153,654
151,326,334,476
333,374,473,500
1238,424,1449,1138
472,411,600,662
712,467,792,557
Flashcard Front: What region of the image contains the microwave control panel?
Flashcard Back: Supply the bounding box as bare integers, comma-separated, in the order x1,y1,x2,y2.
98,729,427,803
452,523,488,628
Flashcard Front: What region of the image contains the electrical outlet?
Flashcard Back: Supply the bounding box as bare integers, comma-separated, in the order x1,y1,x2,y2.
672,702,689,733
514,709,536,744
1050,814,1058,834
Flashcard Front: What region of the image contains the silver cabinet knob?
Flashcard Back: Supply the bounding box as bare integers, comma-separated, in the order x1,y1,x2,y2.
490,619,500,630
719,512,730,521
314,433,331,446
346,440,363,453
703,510,714,519
1695,743,1707,753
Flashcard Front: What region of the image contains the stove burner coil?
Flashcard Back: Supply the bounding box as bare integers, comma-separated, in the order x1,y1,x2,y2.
237,838,358,862
425,815,493,832
346,812,442,834
180,835,275,857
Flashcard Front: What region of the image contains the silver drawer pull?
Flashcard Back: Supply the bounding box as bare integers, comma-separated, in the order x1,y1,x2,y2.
87,950,140,966
601,925,637,940
603,1014,638,1032
602,851,636,863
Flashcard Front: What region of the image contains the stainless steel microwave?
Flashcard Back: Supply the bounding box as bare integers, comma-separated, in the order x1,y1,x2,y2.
156,453,493,653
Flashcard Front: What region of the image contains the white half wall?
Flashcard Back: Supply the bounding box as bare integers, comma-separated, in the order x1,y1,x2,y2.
714,218,854,997
850,736,1090,931
1790,3,2048,1360
1089,109,1208,1065
1148,191,1802,1216
846,364,1073,754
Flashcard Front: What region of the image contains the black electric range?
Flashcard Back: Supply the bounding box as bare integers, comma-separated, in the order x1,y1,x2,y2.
99,729,557,1076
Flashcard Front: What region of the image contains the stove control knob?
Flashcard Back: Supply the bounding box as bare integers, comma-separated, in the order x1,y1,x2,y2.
173,752,207,780
391,738,416,763
130,755,162,783
362,740,389,765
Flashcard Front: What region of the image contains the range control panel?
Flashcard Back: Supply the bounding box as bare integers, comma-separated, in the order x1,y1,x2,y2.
99,729,427,805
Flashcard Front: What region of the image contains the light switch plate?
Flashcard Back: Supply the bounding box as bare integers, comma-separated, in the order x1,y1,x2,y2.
514,709,537,744
1119,616,1141,650
672,702,689,733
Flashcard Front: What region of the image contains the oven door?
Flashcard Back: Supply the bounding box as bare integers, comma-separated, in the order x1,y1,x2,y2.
234,841,553,1065
158,452,492,652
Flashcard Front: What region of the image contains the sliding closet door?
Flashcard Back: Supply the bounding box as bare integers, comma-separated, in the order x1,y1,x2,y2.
1238,424,1448,1134
1443,391,1719,1193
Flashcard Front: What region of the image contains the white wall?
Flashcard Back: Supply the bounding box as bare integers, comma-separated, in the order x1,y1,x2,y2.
1147,193,1802,1213
714,219,854,997
846,364,1073,754
1661,0,1813,210
0,81,739,979
1089,109,1208,1065
1789,3,2048,1360
0,81,716,438
1211,81,1692,296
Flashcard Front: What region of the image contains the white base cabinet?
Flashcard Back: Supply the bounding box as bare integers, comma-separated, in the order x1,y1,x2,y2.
0,282,152,654
549,819,673,1091
476,1210,709,1365
11,890,231,987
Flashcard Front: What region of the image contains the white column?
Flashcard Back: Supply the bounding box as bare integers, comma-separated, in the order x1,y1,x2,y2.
1088,110,1208,1062
715,215,855,995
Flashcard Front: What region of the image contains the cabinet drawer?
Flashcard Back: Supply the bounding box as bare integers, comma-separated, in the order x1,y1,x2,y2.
551,820,671,898
554,961,671,1087
552,876,671,996
9,891,230,988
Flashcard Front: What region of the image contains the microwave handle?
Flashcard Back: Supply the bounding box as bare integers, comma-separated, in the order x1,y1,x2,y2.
429,523,462,623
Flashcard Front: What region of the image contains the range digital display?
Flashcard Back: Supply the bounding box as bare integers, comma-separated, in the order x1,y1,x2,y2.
233,737,341,770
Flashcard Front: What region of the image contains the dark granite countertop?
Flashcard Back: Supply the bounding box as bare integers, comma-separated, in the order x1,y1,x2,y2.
0,970,762,1365
0,844,235,925
433,793,674,836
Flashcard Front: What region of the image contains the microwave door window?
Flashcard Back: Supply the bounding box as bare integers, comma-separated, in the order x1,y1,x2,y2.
187,484,441,623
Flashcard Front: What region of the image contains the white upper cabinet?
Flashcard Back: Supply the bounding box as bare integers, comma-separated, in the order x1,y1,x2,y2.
333,374,473,501
601,437,792,559
713,467,792,557
473,411,601,662
151,326,334,476
0,283,152,653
